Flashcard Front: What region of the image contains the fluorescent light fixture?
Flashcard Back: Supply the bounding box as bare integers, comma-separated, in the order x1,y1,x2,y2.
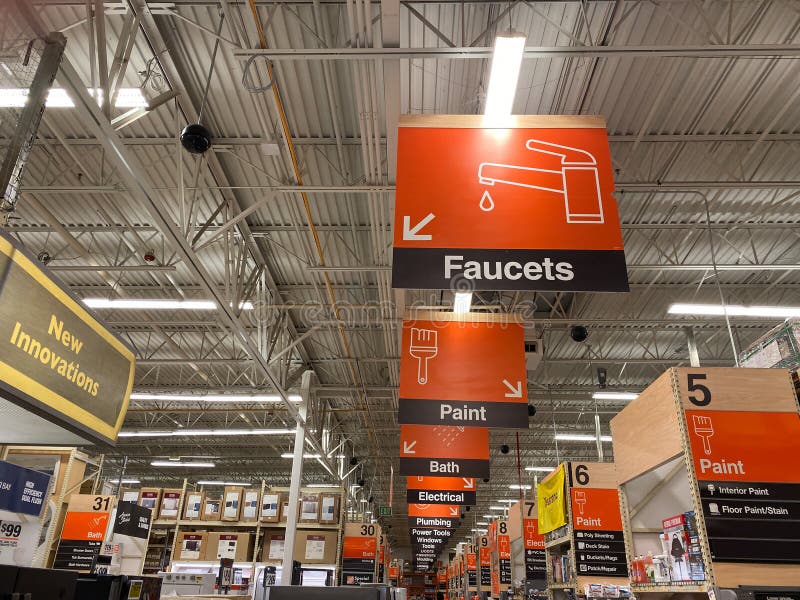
307,483,340,488
197,481,251,487
471,529,487,533
509,484,531,490
360,499,369,503
281,453,322,459
365,510,373,515
525,466,555,472
119,428,293,438
0,87,147,108
476,522,489,526
497,499,517,503
668,303,800,318
592,391,639,401
151,460,215,468
109,478,140,484
555,433,613,442
453,292,473,314
130,393,301,403
83,298,253,310
489,506,506,511
484,32,526,126
482,514,492,519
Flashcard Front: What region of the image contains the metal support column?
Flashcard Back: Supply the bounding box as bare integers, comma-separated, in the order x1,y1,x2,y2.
594,414,604,461
684,327,701,367
0,31,65,221
281,370,314,584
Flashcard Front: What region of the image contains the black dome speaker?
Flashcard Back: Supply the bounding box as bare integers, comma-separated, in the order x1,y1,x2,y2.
180,123,213,154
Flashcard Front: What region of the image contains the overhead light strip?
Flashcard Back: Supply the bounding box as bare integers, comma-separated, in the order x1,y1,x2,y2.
555,433,613,442
119,428,294,438
483,32,527,127
668,303,800,318
83,298,254,310
0,87,148,108
129,393,301,403
592,391,639,401
150,460,215,468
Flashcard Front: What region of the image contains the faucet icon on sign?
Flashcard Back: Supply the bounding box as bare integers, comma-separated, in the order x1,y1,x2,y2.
477,139,604,224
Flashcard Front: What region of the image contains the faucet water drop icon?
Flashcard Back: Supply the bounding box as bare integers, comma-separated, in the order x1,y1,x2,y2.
479,189,495,212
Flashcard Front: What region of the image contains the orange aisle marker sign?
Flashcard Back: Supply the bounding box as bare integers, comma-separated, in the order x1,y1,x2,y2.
399,424,489,478
392,115,628,292
408,503,461,529
398,317,528,429
406,475,477,505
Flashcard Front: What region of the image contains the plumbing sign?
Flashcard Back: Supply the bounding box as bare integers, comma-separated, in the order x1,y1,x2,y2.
392,115,628,292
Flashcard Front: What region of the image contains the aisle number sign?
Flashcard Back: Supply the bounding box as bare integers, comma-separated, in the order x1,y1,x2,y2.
537,464,567,534
399,424,490,478
392,115,628,292
0,232,134,445
53,494,114,571
342,523,379,584
398,317,528,429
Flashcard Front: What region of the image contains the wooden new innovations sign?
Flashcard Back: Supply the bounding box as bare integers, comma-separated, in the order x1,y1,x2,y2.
392,115,628,292
398,314,528,429
0,232,135,444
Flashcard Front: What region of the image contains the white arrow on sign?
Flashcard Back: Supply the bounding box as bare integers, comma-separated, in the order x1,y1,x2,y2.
403,213,435,241
449,506,459,516
403,440,418,454
502,379,523,398
462,478,474,489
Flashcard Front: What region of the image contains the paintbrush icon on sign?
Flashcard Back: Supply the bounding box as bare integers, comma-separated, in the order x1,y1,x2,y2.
410,328,438,384
692,414,714,455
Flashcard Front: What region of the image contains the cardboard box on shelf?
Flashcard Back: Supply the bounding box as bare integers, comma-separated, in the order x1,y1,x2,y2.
241,489,260,522
202,496,222,521
319,493,340,524
205,532,252,562
119,488,140,505
299,492,320,523
159,488,183,520
175,532,208,561
138,488,161,515
261,531,286,561
280,497,299,523
260,492,282,523
297,530,337,564
183,491,205,520
222,486,243,521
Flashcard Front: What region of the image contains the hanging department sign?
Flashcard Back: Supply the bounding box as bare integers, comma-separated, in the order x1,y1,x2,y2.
398,314,528,429
406,476,477,506
0,232,135,445
392,115,628,292
400,424,490,478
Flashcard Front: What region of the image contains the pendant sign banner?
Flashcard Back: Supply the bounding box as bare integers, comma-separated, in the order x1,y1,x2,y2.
398,315,528,429
408,503,461,529
537,464,567,534
400,424,490,478
0,232,135,445
406,476,477,506
392,115,628,292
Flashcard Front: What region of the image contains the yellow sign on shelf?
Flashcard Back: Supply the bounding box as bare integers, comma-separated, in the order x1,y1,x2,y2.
537,464,567,534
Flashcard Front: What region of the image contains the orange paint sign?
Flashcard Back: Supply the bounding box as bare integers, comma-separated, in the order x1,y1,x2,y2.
570,487,623,531
393,115,627,292
400,424,489,478
398,318,528,429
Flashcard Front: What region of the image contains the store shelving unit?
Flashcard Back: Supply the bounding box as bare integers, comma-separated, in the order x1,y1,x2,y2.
611,367,800,597
541,462,629,600
133,481,346,589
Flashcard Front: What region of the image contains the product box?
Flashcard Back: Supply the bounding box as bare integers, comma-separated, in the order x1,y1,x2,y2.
280,498,299,522
260,493,282,523
661,513,705,582
183,491,205,520
740,318,800,370
119,488,140,505
261,531,286,561
222,486,243,521
205,532,252,562
241,489,260,522
175,532,207,561
202,496,222,521
297,530,338,564
299,492,320,523
319,493,339,524
159,488,183,520
138,488,161,514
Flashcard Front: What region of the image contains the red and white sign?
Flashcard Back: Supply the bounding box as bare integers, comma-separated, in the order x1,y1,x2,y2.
570,487,623,531
400,424,489,478
392,115,628,292
398,317,528,429
406,476,477,505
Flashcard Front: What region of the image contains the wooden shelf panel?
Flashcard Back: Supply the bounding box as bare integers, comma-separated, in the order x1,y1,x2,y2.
544,534,571,549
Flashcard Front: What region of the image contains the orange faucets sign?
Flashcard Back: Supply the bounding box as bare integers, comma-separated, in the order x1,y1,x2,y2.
392,115,628,292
